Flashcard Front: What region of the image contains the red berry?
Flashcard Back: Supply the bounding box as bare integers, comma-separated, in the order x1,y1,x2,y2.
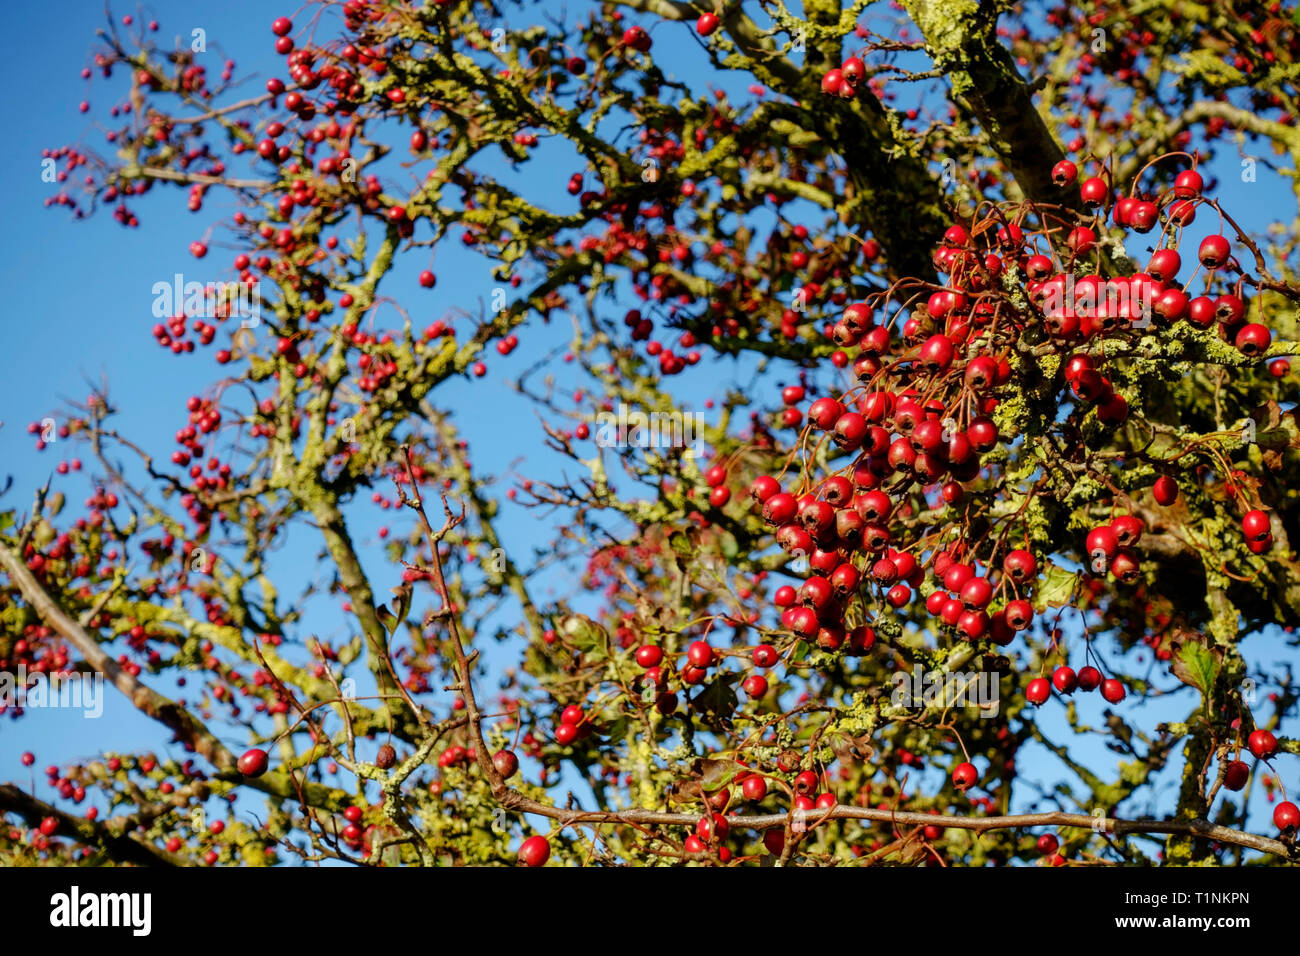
1187,295,1216,327
687,640,714,668
967,417,999,451
1111,515,1144,548
1173,169,1203,198
517,835,550,866
1242,510,1272,543
1079,176,1109,206
749,475,780,503
1086,525,1118,564
1100,679,1126,704
1165,196,1195,225
808,397,845,429
841,57,865,87
1113,196,1137,225
1154,288,1189,323
696,12,720,35
1128,201,1158,232
793,770,818,795
1026,677,1051,705
636,645,663,668
1234,323,1271,356
918,334,955,372
1153,476,1179,506
1002,549,1037,582
1273,801,1299,832
1215,294,1246,325
554,724,578,745
763,492,798,525
237,748,268,777
1077,666,1103,692
1147,248,1181,283
832,412,868,450
1067,226,1097,254
763,829,785,855
952,761,978,791
1223,760,1249,791
848,625,876,654
1005,599,1034,631
492,749,519,778
1051,160,1077,187
696,812,729,842
1248,728,1277,759
960,576,993,609
1198,235,1230,269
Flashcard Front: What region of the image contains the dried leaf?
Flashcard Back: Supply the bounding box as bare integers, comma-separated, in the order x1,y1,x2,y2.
697,757,739,792
1033,563,1077,612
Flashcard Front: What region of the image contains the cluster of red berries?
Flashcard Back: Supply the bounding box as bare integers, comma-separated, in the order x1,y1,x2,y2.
820,54,872,99
152,312,219,355
618,309,702,375
436,744,477,768
722,154,1286,721
552,703,596,745
1026,664,1123,705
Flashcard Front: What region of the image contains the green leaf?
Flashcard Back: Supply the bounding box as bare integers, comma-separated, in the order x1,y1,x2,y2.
668,530,693,559
605,717,629,745
696,677,739,723
718,530,739,561
387,583,412,636
1032,563,1077,613
559,613,608,653
1171,635,1222,713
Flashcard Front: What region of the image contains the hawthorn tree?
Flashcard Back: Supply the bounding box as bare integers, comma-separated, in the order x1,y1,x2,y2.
3,0,1300,866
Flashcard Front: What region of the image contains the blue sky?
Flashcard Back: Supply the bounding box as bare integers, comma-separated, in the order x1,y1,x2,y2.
0,0,757,849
